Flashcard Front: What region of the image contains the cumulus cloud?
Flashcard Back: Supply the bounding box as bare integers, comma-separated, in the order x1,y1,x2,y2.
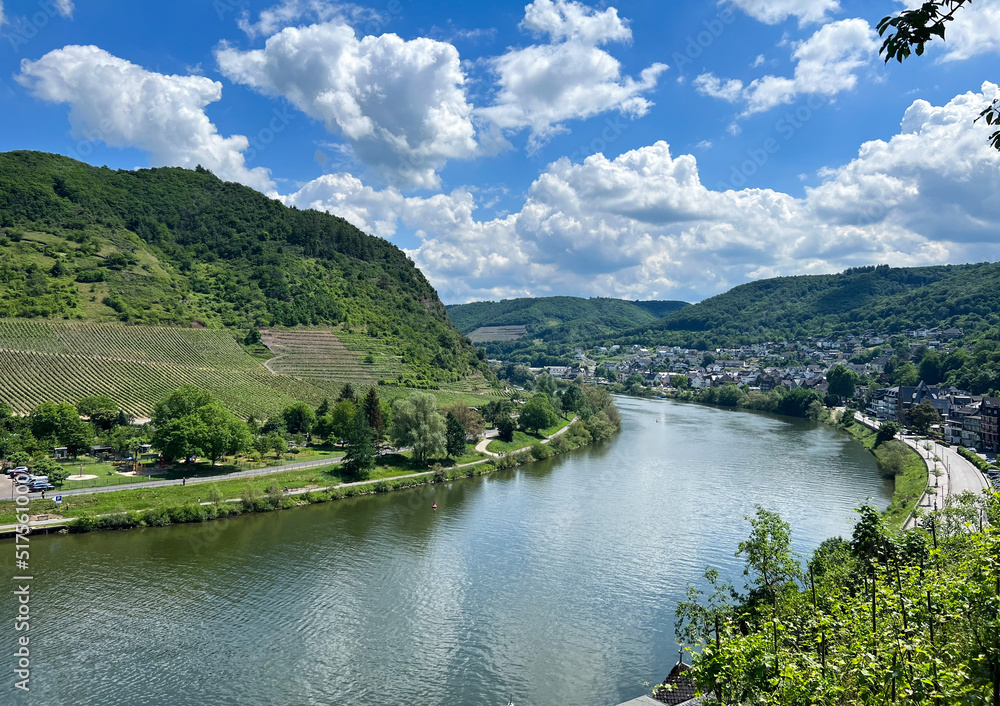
899,0,1000,62
17,45,274,192
724,0,840,26
696,18,877,116
217,21,477,189
477,0,667,150
287,84,1000,302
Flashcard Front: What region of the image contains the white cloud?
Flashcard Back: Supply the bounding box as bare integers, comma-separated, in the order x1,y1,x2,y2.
696,18,877,116
216,21,477,189
55,0,74,19
920,0,1000,62
237,0,379,38
724,0,840,26
477,0,667,150
287,84,1000,302
17,45,275,192
0,2,6,29
693,74,744,102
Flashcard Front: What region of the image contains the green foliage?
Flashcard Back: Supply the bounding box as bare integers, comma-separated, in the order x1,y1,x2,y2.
876,421,901,447
151,386,251,464
826,365,859,399
445,412,467,459
281,402,316,436
29,401,93,455
343,412,375,479
676,496,1000,705
390,392,446,465
497,415,515,442
908,400,942,434
519,394,559,434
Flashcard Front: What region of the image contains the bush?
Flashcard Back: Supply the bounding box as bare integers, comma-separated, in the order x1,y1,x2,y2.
70,514,96,533
876,440,911,479
141,507,170,527
529,444,552,461
958,447,990,472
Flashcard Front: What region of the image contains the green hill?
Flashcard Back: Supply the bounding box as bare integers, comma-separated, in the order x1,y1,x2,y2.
448,296,687,341
0,151,489,395
626,263,1000,347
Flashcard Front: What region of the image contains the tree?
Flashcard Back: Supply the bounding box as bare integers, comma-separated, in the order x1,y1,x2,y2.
281,402,316,436
481,399,514,425
560,384,585,415
29,402,93,456
343,412,376,479
106,425,149,459
909,400,942,434
316,398,331,418
918,350,944,385
47,465,71,487
876,420,901,446
827,365,859,399
519,394,558,434
339,382,357,403
390,393,446,464
879,1,1000,151
328,400,357,443
151,386,250,464
442,404,484,440
497,415,515,442
199,402,252,466
362,388,385,443
737,505,801,608
445,412,467,459
265,431,286,458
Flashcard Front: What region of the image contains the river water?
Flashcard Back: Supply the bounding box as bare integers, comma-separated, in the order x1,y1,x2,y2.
5,397,890,705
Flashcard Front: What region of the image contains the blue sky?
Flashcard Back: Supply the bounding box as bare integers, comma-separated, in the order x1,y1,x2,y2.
1,0,999,303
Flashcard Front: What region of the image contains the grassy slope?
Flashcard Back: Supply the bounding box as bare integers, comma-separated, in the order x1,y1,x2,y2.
634,263,1000,347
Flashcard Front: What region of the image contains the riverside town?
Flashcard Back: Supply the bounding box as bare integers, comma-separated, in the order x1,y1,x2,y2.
2,1,1000,704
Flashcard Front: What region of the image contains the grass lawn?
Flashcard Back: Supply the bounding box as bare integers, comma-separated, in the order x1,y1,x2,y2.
486,415,573,454
1,448,485,525
844,423,928,533
488,431,544,454
54,447,346,491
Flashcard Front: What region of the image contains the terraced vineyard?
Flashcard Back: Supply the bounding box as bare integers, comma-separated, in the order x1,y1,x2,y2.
262,329,402,384
0,320,328,419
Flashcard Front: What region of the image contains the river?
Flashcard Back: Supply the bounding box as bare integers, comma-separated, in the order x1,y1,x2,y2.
4,397,890,705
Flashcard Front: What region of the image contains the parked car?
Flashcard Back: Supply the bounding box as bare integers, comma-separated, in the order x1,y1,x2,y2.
5,466,29,477
30,481,55,492
15,475,45,486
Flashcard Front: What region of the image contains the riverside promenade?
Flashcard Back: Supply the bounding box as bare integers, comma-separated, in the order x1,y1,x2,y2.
854,412,990,528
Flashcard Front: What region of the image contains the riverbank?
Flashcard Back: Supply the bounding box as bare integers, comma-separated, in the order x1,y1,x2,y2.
838,419,926,532
2,413,616,535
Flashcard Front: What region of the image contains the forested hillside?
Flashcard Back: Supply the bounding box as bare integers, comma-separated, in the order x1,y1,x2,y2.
622,263,1000,347
447,296,688,362
0,151,487,386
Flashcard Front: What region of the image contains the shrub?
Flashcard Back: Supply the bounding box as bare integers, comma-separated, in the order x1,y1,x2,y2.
141,507,170,527
529,444,552,461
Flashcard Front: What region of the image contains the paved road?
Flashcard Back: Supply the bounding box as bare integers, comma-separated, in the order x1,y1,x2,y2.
4,456,345,502
855,413,990,526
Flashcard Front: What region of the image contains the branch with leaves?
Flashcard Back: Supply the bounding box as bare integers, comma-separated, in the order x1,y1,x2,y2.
878,0,1000,152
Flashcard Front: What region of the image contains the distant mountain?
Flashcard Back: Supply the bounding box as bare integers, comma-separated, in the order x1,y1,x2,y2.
621,263,1000,347
447,296,688,363
0,151,488,390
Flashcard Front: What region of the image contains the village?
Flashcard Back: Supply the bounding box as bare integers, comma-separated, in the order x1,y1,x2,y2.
500,326,1000,456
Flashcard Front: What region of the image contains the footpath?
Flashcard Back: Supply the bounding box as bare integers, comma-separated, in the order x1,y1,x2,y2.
854,412,990,529
4,420,579,534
